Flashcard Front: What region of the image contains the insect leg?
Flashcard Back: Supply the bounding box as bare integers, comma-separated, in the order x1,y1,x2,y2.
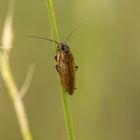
55,65,62,84
75,66,78,71
55,55,57,61
55,65,60,73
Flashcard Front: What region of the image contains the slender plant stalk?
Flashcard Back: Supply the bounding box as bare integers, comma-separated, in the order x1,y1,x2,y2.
47,0,76,140
0,54,33,140
0,1,33,140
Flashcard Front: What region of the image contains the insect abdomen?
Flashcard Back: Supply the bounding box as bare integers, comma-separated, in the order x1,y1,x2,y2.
63,63,76,95
56,48,76,95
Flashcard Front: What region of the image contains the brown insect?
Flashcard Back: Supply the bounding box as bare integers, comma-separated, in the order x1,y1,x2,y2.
55,42,78,95
21,28,78,95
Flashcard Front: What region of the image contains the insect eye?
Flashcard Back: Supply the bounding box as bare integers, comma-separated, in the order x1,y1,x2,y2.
61,44,69,53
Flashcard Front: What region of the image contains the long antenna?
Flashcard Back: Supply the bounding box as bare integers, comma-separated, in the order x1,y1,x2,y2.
65,26,78,43
65,17,91,43
19,35,60,45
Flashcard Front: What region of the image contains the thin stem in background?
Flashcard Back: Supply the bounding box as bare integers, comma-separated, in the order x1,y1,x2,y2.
47,0,76,140
0,0,33,140
0,55,33,140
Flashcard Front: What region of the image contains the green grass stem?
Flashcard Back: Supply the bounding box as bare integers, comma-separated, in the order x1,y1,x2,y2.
47,0,76,140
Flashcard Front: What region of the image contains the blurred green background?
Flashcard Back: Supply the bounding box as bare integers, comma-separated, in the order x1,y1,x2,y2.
0,0,140,140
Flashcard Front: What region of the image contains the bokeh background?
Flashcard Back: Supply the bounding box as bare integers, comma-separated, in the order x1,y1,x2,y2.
0,0,140,140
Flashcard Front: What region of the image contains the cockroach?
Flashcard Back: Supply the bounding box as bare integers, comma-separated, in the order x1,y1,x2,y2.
55,41,78,95
21,28,78,95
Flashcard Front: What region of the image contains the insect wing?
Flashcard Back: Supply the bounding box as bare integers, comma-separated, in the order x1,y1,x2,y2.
56,49,76,95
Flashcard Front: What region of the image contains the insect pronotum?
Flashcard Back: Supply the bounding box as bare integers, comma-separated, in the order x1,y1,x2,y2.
21,27,78,95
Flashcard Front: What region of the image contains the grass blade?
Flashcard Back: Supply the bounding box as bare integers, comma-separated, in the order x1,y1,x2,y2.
47,0,76,140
